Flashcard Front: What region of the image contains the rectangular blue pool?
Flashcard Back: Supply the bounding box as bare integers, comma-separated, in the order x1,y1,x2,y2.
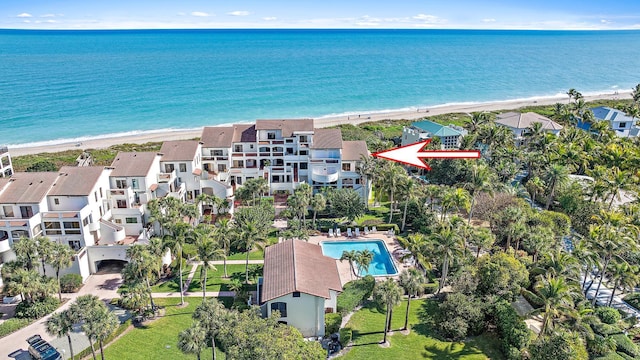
321,240,398,276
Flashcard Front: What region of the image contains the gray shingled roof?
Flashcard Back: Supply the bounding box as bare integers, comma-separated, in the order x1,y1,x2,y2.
496,112,563,131
160,140,200,162
342,141,369,161
49,166,106,197
110,152,159,177
255,119,314,137
262,240,342,302
310,129,343,149
0,172,58,204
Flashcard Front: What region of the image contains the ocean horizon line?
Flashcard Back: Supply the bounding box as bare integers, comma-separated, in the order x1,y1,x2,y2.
6,89,630,150
2,28,640,33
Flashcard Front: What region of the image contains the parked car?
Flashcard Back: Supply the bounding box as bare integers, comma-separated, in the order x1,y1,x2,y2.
27,335,62,360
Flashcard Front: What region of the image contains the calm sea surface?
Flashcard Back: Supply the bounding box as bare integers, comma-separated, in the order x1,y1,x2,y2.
1,29,639,146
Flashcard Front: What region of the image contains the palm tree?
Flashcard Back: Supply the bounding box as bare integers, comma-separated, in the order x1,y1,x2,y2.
398,177,420,231
464,163,493,224
310,193,326,228
178,322,207,360
194,224,224,300
607,260,639,306
468,227,495,260
124,245,159,310
70,295,104,360
572,237,599,292
398,268,425,331
381,163,406,223
603,167,633,210
170,221,191,306
429,221,464,293
396,234,432,274
192,298,228,360
465,112,490,133
590,225,628,306
47,243,74,301
13,236,38,270
46,310,76,360
214,218,234,278
356,155,377,209
441,188,471,222
526,176,545,206
35,236,54,276
527,275,579,336
234,219,266,283
374,278,403,345
544,164,571,210
354,250,374,277
340,250,357,280
91,306,120,360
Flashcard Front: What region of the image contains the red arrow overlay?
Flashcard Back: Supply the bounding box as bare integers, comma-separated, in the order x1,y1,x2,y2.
372,140,480,170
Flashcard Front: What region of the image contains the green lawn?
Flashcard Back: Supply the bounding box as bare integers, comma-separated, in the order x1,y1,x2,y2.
103,297,229,360
187,264,259,292
342,299,503,360
227,249,264,261
150,267,193,293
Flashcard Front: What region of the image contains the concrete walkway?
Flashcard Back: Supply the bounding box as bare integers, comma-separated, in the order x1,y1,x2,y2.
154,291,237,298
3,270,123,360
187,259,264,265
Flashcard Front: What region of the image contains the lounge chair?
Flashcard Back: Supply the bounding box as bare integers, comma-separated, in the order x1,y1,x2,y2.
371,226,377,233
347,228,353,237
328,228,334,238
336,229,341,237
364,226,369,235
355,228,361,237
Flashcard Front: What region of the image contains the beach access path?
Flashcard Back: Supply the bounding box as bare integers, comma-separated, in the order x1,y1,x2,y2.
9,91,631,157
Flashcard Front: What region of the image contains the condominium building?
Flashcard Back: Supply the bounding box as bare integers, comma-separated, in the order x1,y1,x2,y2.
401,120,466,149
0,146,13,177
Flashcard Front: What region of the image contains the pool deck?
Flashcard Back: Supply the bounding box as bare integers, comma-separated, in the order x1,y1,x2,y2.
308,230,411,286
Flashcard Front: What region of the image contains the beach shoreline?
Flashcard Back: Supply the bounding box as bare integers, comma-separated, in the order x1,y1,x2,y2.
8,90,631,157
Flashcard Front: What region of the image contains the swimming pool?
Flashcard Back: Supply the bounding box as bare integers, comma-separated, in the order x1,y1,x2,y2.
321,240,398,276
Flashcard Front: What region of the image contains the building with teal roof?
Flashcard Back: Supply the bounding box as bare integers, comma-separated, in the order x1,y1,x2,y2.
401,120,465,149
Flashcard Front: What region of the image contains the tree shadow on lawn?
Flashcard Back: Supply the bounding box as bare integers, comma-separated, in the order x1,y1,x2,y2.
413,299,438,337
421,342,487,360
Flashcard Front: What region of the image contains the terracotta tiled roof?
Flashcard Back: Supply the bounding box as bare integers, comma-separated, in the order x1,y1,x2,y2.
310,129,343,149
110,152,159,177
342,141,369,161
201,124,257,148
262,240,342,302
496,112,563,131
0,172,59,204
49,166,107,197
160,140,200,162
255,119,314,137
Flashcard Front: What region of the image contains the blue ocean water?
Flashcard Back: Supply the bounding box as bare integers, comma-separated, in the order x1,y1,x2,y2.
1,29,639,146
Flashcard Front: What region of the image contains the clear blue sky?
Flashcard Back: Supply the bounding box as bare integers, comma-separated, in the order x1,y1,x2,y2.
2,0,640,30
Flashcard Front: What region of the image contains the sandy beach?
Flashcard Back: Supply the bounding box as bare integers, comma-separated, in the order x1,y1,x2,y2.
9,91,631,157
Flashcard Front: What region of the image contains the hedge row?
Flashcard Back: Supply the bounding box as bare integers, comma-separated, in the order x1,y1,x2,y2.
72,320,131,360
0,318,32,338
318,223,400,233
325,313,342,336
336,276,375,316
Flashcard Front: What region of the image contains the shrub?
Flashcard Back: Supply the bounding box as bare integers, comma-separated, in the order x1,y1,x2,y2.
423,283,439,294
609,334,639,357
336,276,375,315
592,323,623,336
521,288,544,307
434,292,486,340
593,352,626,360
596,307,622,325
623,293,640,311
339,327,352,345
493,300,530,356
15,297,60,319
325,313,342,336
588,335,617,357
375,223,400,233
60,273,83,293
0,318,32,337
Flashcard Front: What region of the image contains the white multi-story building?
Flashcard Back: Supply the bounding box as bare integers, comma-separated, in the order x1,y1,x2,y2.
201,119,370,199
159,140,202,202
586,106,640,137
0,146,12,177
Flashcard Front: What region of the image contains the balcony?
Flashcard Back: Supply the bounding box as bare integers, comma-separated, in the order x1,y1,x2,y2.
158,170,177,183
311,166,339,183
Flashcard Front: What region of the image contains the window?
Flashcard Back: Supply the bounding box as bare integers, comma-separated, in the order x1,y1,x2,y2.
342,163,351,171
286,148,294,155
94,191,98,202
125,217,138,224
32,224,42,236
300,163,308,170
218,164,227,172
179,163,187,172
114,219,122,224
100,187,103,197
116,179,127,189
64,222,81,235
54,198,60,205
236,177,243,185
267,132,276,140
2,205,14,218
83,216,89,226
300,150,308,156
68,240,81,251
165,164,175,173
620,122,627,129
20,206,33,219
293,292,301,298
300,136,308,142
45,222,62,235
271,302,287,317
212,150,223,156
131,179,139,189
116,200,127,208
233,160,244,168
234,145,242,152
